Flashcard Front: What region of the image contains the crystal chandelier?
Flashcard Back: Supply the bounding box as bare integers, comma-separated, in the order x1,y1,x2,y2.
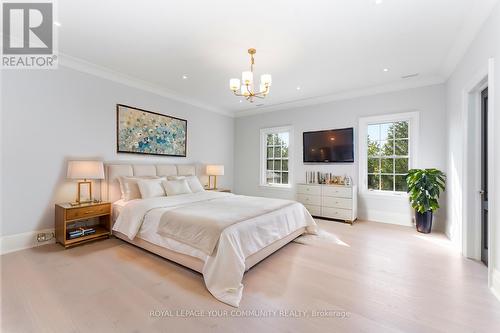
229,48,272,103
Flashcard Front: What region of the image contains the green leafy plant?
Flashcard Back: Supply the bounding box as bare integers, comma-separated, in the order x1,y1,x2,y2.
406,169,446,213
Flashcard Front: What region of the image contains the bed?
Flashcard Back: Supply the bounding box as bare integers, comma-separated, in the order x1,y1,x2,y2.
104,163,317,307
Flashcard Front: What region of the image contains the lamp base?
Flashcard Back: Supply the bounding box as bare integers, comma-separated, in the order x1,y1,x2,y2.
208,175,218,190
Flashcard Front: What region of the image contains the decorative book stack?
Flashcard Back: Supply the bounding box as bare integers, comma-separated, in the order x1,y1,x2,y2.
67,227,96,239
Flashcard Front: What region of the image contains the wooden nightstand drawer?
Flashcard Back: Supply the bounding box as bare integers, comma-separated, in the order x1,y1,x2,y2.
66,204,110,221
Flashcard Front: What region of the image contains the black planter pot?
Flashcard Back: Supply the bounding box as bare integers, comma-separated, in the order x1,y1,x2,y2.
415,211,433,233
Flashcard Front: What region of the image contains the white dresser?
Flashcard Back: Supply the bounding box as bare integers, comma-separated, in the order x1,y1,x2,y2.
297,183,358,224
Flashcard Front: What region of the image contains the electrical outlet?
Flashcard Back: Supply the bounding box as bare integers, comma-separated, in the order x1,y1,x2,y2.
37,232,54,243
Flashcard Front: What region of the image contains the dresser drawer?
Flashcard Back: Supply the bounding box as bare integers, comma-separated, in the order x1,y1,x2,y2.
66,204,111,221
297,184,321,196
322,186,352,198
303,204,321,216
322,197,352,209
297,194,321,206
322,207,353,221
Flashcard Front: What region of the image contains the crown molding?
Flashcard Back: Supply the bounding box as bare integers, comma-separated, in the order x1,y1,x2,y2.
234,75,446,118
58,53,234,118
58,53,446,119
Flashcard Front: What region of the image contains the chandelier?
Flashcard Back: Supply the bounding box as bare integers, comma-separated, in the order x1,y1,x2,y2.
229,48,272,103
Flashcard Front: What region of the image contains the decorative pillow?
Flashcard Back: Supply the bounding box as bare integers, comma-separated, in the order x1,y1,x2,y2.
137,178,166,199
118,176,158,201
167,175,204,193
167,176,185,180
162,179,192,196
186,176,205,193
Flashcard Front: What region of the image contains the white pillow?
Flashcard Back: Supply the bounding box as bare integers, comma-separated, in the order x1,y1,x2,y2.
186,176,205,193
137,178,166,199
162,179,192,196
167,176,185,180
167,175,205,192
118,176,157,201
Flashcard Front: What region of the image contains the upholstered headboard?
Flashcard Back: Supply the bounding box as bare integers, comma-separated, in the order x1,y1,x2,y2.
103,163,196,203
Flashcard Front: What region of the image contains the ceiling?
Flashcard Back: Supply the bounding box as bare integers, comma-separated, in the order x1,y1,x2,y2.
57,0,498,115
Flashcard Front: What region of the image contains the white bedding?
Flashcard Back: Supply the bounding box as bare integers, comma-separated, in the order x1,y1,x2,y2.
112,192,317,307
157,195,297,255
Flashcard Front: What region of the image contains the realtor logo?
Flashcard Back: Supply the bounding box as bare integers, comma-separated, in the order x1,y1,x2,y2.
2,1,58,68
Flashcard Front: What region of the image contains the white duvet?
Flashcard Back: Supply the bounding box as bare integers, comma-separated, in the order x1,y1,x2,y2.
112,191,317,307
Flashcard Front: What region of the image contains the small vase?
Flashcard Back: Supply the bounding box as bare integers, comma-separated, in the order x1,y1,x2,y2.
415,211,433,233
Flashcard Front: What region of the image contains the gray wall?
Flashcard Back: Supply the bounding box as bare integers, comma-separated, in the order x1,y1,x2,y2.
234,84,448,229
1,67,234,236
445,2,500,270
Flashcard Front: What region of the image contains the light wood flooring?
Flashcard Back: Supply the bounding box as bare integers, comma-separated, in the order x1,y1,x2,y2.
2,219,500,333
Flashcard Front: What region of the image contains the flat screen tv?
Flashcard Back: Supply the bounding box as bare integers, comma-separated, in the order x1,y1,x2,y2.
303,127,354,163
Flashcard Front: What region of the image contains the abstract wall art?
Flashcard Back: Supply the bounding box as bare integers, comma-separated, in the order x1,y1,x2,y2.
116,104,187,157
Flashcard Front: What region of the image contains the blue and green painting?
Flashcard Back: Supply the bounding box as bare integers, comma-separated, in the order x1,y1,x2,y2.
117,105,187,156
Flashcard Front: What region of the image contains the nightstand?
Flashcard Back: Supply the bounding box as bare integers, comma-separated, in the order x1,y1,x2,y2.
206,188,231,193
55,202,111,248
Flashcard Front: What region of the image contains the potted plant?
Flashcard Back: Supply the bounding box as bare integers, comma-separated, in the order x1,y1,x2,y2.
406,168,446,233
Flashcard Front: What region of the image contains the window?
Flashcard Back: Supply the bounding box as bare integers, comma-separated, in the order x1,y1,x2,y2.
260,126,292,187
359,112,419,194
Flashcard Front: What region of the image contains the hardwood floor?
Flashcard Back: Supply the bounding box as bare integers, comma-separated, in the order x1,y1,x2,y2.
2,219,500,333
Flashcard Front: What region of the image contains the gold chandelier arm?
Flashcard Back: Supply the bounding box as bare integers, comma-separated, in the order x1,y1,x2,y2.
245,84,252,95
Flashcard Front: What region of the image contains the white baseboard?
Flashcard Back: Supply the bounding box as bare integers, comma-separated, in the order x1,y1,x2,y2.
491,269,500,301
359,209,413,227
0,229,55,255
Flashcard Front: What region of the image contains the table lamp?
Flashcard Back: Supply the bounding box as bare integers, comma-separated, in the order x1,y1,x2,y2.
67,160,105,205
206,165,224,190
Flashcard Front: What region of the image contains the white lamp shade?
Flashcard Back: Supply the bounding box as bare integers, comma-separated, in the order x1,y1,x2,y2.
67,160,104,180
229,78,240,91
241,71,253,85
206,165,224,176
260,74,272,86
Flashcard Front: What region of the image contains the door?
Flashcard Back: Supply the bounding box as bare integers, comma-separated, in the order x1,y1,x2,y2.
480,87,488,266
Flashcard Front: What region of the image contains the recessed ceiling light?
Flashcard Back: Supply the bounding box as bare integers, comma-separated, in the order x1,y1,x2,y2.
182,74,188,79
383,68,389,72
54,21,61,27
375,0,383,4
296,86,301,90
239,100,242,103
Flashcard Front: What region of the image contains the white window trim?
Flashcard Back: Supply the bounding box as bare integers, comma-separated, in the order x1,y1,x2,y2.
259,126,293,190
358,111,419,197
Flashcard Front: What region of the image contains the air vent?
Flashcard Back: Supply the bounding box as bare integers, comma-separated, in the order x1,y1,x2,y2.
401,73,419,79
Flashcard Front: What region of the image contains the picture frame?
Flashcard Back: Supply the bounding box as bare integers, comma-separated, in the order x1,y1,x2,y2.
116,104,187,157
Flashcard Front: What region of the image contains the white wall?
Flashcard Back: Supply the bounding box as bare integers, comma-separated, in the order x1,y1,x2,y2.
234,84,448,229
445,1,500,290
1,66,234,237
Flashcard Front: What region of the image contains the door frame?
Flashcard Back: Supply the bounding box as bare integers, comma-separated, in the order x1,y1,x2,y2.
461,59,495,286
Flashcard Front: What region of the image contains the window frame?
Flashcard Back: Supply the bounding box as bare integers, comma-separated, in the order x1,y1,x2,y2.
260,126,293,189
358,111,419,197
